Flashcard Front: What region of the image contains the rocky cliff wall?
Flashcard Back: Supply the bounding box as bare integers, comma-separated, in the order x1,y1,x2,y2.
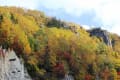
0,47,32,80
88,28,112,47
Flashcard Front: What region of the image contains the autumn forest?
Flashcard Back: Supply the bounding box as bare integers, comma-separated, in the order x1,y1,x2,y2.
0,7,120,80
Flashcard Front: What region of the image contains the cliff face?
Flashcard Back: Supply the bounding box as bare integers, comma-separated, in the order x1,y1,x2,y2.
0,47,31,80
88,28,112,47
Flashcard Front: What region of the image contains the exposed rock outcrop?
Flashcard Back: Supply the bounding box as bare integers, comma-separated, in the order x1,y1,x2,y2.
62,74,74,80
88,28,112,47
0,47,32,80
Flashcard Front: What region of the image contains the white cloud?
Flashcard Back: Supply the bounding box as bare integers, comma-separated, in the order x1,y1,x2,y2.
0,0,120,35
110,25,120,34
0,0,39,9
81,25,96,30
81,25,90,30
94,0,120,35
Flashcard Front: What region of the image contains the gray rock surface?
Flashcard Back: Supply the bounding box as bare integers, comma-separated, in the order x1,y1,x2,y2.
88,28,112,47
0,47,32,80
62,74,74,80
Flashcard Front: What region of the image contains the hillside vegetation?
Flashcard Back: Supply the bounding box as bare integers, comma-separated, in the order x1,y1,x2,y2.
0,6,120,80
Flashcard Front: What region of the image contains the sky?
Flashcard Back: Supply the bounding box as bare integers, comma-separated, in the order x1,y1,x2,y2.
0,0,120,35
